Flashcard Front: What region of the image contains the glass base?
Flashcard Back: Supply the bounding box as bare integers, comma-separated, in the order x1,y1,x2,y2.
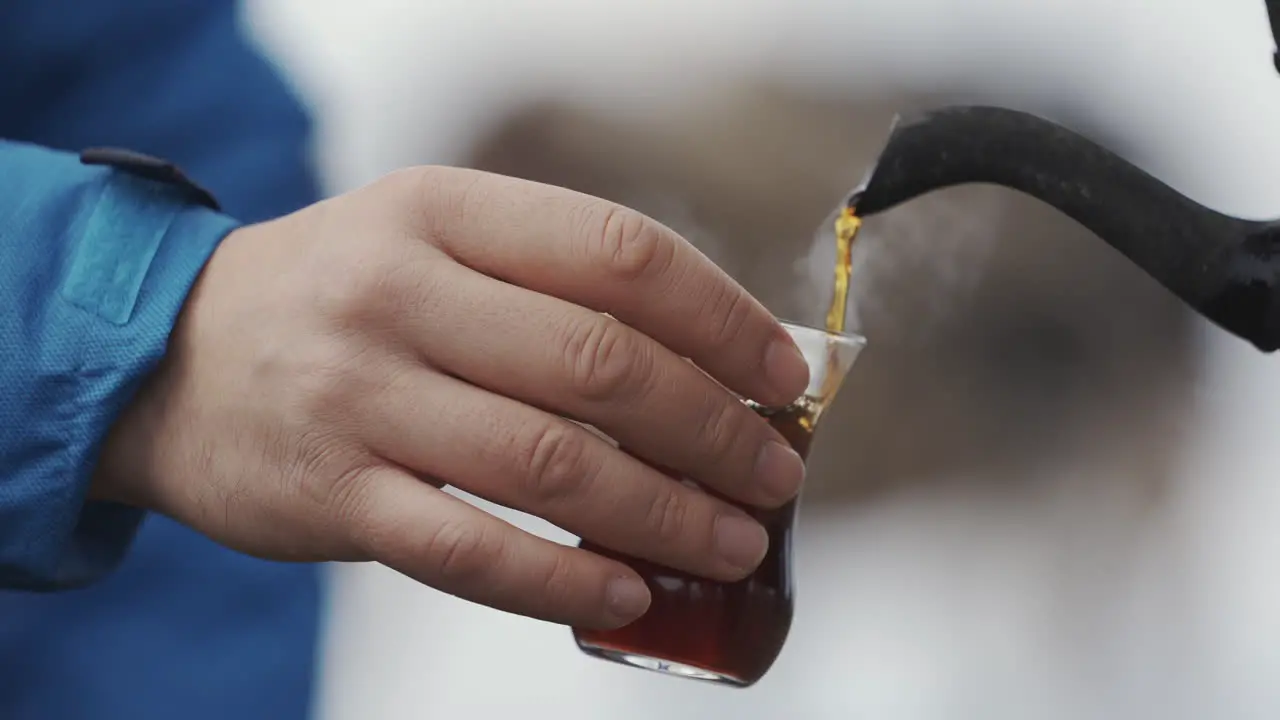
577,643,750,687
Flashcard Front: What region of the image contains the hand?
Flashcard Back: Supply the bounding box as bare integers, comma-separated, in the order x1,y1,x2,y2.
93,167,810,629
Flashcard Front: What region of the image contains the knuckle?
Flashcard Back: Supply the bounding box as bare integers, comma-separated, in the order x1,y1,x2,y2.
695,395,748,467
425,520,497,585
409,165,488,247
368,166,444,237
593,205,675,284
379,254,449,322
514,422,596,507
381,165,436,201
536,552,580,611
562,318,651,402
703,281,755,349
296,429,369,501
316,252,415,330
324,466,384,551
644,487,691,547
314,241,447,338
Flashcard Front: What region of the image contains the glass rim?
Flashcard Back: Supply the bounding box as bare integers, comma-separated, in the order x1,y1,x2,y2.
777,318,868,348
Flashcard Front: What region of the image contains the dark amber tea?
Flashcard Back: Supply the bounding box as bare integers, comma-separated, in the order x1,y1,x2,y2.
574,400,817,686
572,311,864,687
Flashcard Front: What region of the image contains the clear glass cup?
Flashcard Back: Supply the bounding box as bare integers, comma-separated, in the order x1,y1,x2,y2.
572,321,866,687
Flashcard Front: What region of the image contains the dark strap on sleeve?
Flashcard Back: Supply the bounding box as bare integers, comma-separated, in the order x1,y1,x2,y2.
80,147,221,211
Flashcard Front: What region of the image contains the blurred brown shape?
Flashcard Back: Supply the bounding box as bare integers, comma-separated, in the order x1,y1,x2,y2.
463,84,1202,507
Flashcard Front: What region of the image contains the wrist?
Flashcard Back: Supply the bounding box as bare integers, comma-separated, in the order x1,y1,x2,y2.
89,364,169,510
88,231,229,513
89,222,253,515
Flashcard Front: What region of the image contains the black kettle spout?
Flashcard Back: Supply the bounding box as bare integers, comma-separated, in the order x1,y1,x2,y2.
850,105,1280,352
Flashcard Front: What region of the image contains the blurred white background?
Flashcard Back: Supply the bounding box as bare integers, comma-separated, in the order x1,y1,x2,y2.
241,1,1280,718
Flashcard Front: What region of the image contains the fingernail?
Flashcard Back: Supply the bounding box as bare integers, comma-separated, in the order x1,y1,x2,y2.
605,576,651,625
764,337,809,401
755,440,805,504
713,514,769,574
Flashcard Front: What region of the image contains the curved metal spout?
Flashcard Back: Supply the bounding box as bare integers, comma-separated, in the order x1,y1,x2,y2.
851,105,1280,352
1268,0,1280,72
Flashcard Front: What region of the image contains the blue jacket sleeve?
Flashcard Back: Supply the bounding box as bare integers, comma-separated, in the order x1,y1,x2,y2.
0,140,240,591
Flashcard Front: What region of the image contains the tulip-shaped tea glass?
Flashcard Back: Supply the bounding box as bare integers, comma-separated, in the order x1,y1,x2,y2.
572,321,865,687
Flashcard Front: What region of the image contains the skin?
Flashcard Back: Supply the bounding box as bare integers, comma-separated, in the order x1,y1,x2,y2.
91,166,810,630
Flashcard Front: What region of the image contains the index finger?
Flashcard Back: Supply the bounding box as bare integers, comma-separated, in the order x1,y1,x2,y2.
411,167,810,407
